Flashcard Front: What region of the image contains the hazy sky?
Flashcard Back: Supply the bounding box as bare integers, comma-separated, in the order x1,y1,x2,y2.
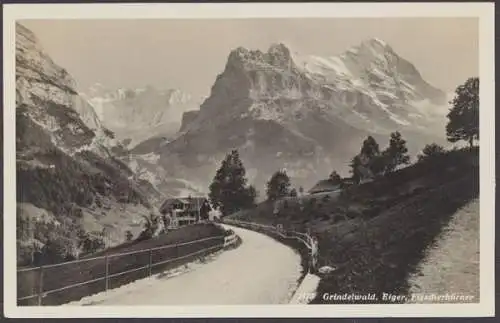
21,18,478,98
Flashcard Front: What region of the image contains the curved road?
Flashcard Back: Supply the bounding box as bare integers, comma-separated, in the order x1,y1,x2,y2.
66,225,302,305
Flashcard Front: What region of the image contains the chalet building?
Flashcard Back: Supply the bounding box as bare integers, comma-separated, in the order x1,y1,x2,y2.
309,166,374,195
308,179,343,195
159,197,211,228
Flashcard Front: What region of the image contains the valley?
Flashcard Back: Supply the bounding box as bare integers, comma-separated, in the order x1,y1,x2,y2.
14,21,480,306
129,39,452,195
14,22,454,264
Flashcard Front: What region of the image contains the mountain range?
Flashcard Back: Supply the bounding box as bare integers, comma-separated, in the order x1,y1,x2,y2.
82,84,199,148
132,39,450,194
15,24,452,262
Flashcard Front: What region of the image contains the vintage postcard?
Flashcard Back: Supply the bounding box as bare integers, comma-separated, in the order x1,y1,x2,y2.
3,2,495,318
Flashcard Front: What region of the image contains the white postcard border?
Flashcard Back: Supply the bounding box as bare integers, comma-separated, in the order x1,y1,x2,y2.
3,2,495,318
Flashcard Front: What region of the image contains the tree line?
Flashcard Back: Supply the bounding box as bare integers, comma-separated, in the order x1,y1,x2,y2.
17,216,108,266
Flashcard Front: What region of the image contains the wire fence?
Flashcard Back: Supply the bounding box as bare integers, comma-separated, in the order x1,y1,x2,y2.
222,219,318,273
17,233,238,306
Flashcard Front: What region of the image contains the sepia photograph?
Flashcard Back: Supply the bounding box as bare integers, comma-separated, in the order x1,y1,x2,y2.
3,2,495,318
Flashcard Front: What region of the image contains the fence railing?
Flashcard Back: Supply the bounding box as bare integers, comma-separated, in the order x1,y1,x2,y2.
222,219,318,273
17,232,238,306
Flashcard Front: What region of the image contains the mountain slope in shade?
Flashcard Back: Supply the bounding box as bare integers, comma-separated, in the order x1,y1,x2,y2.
15,26,123,156
15,23,163,264
83,84,199,148
148,40,449,193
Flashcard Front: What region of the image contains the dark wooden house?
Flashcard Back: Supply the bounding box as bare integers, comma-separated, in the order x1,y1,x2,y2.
159,197,210,227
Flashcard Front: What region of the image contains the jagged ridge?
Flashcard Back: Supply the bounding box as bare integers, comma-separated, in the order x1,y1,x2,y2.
164,40,449,192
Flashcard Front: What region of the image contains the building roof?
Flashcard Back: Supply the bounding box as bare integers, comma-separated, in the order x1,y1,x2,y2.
309,179,341,194
159,197,208,213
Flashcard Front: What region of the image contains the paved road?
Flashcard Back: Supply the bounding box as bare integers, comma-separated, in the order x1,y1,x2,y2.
66,225,302,305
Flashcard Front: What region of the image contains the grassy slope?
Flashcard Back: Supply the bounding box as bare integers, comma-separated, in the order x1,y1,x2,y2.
17,223,227,306
16,106,163,265
229,148,479,303
406,198,480,302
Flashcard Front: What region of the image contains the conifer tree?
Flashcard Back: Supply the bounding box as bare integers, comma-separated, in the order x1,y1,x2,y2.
209,150,256,216
383,131,410,172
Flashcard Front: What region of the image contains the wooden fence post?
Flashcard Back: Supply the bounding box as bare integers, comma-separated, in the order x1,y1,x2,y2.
148,249,153,276
308,248,313,274
37,266,44,306
105,256,109,291
310,237,318,273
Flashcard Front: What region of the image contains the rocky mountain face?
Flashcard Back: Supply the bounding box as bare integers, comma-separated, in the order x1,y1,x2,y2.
15,23,162,265
83,84,198,148
143,39,449,193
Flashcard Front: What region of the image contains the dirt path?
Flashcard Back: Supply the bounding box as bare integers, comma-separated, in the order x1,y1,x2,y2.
406,199,480,303
65,224,302,305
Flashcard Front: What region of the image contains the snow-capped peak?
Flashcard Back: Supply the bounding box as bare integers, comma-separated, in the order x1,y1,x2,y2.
268,42,292,56
193,38,447,140
82,84,198,146
364,37,389,48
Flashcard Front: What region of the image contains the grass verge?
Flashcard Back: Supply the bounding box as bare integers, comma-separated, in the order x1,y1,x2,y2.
228,148,479,304
17,223,229,305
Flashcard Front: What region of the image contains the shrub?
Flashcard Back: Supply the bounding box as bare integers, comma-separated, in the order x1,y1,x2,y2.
81,236,105,255
137,213,160,241
329,171,342,184
266,170,292,201
78,230,106,255
40,237,68,265
17,241,36,266
417,143,446,162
